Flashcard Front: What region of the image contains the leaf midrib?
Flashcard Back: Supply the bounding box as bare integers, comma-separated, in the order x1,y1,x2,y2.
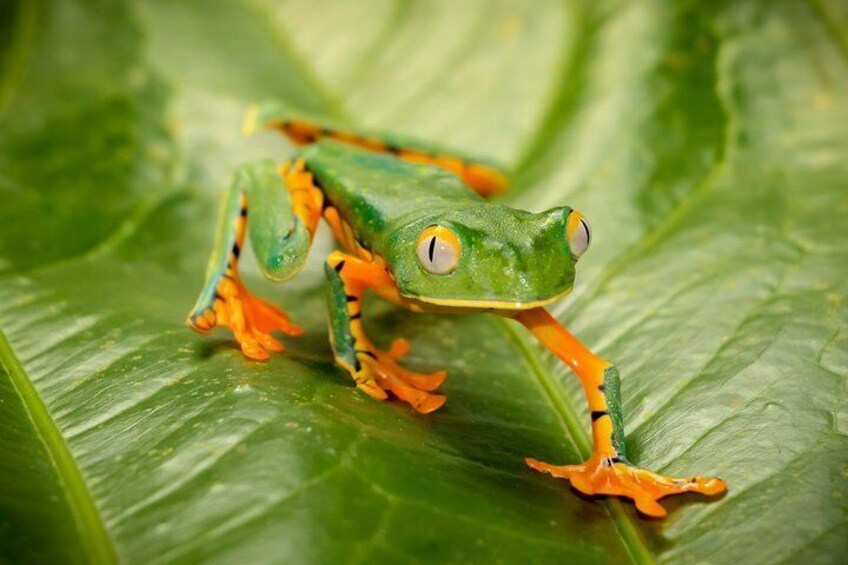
0,331,116,565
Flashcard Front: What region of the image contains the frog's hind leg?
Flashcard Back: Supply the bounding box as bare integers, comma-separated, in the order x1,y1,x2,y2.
515,308,727,517
246,102,507,198
324,251,447,413
297,122,505,198
186,160,318,360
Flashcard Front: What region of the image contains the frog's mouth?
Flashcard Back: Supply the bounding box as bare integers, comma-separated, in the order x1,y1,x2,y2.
398,285,573,312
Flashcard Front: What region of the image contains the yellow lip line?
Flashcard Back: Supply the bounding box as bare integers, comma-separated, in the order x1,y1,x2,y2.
399,286,573,311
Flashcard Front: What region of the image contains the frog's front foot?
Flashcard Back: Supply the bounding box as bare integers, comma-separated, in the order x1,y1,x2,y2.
525,454,726,518
187,276,303,361
354,338,447,414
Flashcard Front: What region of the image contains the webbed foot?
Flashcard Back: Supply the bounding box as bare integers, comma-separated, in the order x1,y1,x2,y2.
354,338,447,414
526,454,726,518
187,276,303,361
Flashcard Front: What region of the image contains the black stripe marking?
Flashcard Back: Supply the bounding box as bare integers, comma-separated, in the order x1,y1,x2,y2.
232,244,241,258
356,349,378,360
345,295,358,302
353,359,362,372
240,207,248,217
598,384,606,393
334,260,346,272
350,312,362,320
591,410,608,422
601,456,622,467
581,219,591,245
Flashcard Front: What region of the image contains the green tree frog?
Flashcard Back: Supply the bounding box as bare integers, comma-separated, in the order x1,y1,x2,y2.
186,102,726,518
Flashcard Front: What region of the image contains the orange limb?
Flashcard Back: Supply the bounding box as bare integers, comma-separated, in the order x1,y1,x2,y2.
515,308,726,518
326,251,447,413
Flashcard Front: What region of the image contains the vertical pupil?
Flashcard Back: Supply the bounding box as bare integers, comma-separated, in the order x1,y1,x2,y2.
428,236,437,262
581,220,590,245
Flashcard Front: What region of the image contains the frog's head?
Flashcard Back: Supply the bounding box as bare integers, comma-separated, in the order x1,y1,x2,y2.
384,204,591,310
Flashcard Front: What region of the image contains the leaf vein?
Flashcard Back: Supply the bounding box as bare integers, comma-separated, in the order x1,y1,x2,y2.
0,331,116,563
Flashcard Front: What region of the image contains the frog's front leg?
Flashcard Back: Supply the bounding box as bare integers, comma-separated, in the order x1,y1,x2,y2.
186,160,320,360
515,308,726,517
324,251,447,413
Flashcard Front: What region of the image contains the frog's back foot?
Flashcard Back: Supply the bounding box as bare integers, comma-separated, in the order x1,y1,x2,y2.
525,455,726,518
246,101,507,198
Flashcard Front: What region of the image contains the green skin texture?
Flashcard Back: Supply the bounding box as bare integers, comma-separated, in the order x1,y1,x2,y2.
192,135,629,461
304,140,576,304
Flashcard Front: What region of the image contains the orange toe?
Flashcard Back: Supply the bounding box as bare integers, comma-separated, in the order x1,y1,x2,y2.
526,454,726,518
354,341,448,413
189,276,301,361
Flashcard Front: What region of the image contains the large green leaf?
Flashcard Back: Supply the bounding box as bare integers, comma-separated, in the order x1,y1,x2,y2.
1,0,846,562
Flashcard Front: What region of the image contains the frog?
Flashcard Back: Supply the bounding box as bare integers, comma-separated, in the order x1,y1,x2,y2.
186,101,726,518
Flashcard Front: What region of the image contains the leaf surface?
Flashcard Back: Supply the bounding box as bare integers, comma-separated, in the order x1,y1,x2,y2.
1,0,846,563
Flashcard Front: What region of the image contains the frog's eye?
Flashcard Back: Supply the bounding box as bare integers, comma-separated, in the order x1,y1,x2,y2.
417,225,461,275
566,211,591,260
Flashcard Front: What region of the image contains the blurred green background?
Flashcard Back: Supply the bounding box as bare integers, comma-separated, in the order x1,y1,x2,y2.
1,0,847,563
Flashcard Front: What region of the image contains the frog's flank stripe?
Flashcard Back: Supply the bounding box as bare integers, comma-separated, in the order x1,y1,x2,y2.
271,119,507,197
591,410,608,422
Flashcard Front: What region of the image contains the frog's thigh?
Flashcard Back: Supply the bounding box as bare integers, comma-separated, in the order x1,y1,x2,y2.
259,109,507,197
323,251,447,414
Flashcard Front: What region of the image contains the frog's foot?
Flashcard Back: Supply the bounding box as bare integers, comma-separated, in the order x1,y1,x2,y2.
354,338,447,414
525,453,726,518
187,276,303,361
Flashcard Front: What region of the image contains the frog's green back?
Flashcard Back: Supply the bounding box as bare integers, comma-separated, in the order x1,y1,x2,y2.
301,140,482,251
300,140,577,306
